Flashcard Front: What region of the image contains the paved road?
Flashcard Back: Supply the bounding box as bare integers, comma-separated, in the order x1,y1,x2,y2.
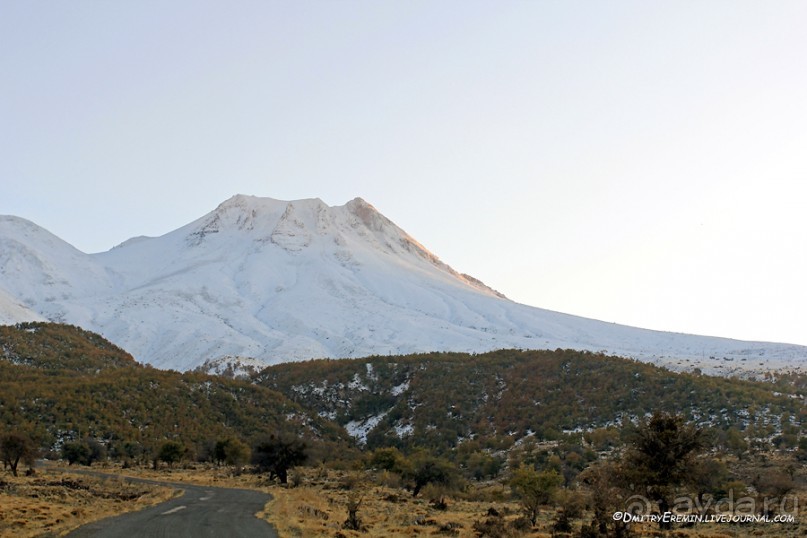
63,473,277,538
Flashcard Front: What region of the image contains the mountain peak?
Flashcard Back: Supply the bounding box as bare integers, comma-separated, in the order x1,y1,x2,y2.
4,195,806,374
192,195,379,246
215,193,286,215
217,194,329,210
188,195,285,243
344,197,391,232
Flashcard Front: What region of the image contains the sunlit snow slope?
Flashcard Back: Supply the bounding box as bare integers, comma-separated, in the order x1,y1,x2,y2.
1,196,805,374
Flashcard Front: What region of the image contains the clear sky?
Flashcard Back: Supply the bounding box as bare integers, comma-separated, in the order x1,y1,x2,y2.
2,1,806,346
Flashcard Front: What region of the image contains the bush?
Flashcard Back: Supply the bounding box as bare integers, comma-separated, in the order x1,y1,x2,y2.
368,447,404,471
157,441,184,468
212,438,250,467
62,441,91,466
472,511,522,538
61,438,119,467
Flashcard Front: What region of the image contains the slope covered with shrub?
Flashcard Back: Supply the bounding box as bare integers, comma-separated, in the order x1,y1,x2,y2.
256,349,805,453
0,323,350,458
0,322,136,373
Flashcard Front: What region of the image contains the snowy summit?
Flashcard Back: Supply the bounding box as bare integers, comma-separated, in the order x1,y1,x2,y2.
1,195,805,375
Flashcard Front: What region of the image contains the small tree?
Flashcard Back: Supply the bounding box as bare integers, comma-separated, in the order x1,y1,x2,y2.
797,437,807,462
509,465,563,525
579,460,631,537
622,412,706,529
401,451,460,498
753,471,795,505
85,438,107,466
252,435,307,485
465,451,503,481
721,427,748,456
218,438,250,468
688,457,729,505
552,487,585,533
157,441,184,468
0,433,36,477
342,493,363,531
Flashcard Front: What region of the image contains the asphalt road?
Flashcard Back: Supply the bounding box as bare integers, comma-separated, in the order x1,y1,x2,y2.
64,474,277,538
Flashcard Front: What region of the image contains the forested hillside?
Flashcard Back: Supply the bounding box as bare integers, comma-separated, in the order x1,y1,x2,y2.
256,349,806,453
0,323,351,459
2,323,804,468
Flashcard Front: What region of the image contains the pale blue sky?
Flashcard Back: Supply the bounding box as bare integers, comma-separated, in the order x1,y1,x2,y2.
2,1,806,345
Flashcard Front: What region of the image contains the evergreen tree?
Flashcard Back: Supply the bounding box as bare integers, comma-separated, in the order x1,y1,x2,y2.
622,412,706,529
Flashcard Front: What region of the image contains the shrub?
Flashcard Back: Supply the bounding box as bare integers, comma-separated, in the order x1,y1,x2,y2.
62,441,91,466
157,441,184,468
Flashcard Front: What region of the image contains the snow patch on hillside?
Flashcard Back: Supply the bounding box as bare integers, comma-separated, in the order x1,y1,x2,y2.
391,380,410,396
345,411,389,445
195,355,267,378
394,422,414,438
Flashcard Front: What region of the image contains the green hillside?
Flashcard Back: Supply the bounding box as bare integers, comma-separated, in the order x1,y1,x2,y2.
0,323,350,458
256,349,806,453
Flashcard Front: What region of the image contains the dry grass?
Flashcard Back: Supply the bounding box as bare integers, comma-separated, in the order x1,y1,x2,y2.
111,463,266,489
3,463,801,538
0,469,176,537
259,468,806,538
260,467,553,538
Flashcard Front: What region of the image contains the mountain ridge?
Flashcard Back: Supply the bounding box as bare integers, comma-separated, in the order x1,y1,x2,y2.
1,195,805,374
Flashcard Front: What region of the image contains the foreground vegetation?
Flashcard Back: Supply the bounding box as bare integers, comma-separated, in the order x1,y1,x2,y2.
3,445,802,538
1,322,805,536
264,461,805,538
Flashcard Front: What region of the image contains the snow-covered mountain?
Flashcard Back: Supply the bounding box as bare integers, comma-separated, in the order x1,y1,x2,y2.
1,195,806,374
0,286,44,324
